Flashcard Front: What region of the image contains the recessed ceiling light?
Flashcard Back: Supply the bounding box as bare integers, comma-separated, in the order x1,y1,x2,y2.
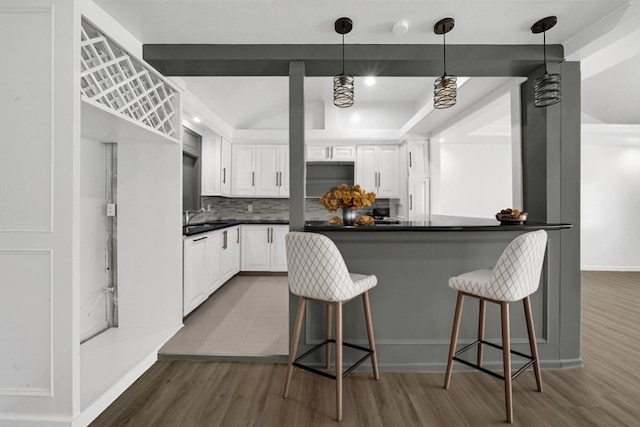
364,76,376,86
392,20,409,35
192,116,201,123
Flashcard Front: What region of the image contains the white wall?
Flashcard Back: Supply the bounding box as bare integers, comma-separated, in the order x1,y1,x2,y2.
431,135,513,218
581,126,640,271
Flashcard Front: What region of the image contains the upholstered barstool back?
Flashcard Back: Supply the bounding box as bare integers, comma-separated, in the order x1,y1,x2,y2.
444,230,548,424
283,232,379,421
286,231,377,301
448,229,548,302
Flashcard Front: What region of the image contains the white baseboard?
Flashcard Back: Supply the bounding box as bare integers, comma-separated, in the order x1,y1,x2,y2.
581,266,640,272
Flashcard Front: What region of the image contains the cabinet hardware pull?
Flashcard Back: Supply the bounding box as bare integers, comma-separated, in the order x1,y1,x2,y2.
252,171,255,186
236,227,240,243
410,195,413,210
378,172,381,188
409,152,412,168
223,230,227,249
194,236,208,242
222,168,226,183
267,228,270,243
326,146,330,160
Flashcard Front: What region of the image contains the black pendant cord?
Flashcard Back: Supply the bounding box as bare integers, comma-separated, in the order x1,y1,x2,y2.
443,32,447,76
543,31,548,74
341,33,345,75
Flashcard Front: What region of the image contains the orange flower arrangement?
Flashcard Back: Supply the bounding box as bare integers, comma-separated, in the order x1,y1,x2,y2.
319,183,377,212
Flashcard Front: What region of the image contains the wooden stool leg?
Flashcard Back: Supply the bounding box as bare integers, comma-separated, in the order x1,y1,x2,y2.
362,291,380,380
477,299,486,367
523,296,543,392
335,301,343,421
326,304,333,369
501,301,513,424
444,292,464,389
283,297,306,399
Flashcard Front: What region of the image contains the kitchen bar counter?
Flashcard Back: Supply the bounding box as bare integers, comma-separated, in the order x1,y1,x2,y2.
305,217,571,232
292,218,580,373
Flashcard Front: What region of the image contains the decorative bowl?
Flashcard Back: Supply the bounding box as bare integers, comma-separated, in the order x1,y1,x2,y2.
495,213,527,224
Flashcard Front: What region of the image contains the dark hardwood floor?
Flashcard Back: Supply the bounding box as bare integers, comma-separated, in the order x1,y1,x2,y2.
91,271,640,426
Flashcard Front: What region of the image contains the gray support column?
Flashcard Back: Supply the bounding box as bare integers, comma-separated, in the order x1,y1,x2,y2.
288,61,305,231
558,61,581,364
521,61,582,367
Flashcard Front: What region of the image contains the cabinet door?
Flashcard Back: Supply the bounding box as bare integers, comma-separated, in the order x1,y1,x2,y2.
331,146,356,161
270,225,288,272
219,229,234,284
231,145,256,196
231,226,241,276
241,225,271,271
356,146,378,192
307,145,329,161
206,231,223,295
183,235,208,316
201,137,221,196
407,141,429,178
377,146,400,198
278,146,289,197
408,178,430,221
255,145,279,196
220,138,231,196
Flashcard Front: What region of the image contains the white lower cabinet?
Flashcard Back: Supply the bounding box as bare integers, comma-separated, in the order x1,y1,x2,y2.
183,234,209,316
183,226,239,317
240,224,288,272
220,226,240,283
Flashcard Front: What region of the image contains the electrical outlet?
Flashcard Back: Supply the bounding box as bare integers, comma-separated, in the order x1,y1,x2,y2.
247,203,253,213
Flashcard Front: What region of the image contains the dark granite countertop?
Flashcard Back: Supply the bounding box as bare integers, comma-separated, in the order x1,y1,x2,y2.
183,219,289,236
305,218,571,232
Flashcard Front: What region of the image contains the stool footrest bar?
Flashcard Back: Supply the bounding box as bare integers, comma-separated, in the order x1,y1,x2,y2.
452,339,537,381
292,339,373,380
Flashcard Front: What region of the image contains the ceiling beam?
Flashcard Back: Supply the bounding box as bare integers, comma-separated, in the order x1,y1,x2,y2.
143,44,564,77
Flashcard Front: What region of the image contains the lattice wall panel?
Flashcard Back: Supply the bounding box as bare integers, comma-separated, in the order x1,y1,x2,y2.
80,19,178,138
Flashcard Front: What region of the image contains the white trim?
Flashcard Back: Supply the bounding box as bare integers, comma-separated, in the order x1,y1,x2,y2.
581,266,640,272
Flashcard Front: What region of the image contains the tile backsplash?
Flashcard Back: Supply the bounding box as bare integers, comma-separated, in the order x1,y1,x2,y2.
195,196,390,222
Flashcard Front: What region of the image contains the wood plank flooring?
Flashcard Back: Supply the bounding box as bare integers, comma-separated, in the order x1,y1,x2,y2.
91,271,640,426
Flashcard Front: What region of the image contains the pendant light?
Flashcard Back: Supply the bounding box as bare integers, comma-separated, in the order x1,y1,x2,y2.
433,17,457,109
531,16,561,107
333,17,354,108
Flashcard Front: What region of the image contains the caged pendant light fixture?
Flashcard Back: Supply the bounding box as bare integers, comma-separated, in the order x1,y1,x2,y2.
531,16,562,107
433,17,457,109
333,17,354,108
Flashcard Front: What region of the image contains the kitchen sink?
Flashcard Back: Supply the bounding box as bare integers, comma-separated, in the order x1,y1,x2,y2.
183,223,231,236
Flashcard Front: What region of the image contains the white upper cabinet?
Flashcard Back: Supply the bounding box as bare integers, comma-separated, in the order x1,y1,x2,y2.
231,145,256,196
306,145,356,162
201,136,222,196
407,140,429,178
202,136,233,196
356,145,400,198
232,144,288,197
220,138,232,196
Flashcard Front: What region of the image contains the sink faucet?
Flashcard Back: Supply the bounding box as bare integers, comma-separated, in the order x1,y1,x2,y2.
184,208,204,224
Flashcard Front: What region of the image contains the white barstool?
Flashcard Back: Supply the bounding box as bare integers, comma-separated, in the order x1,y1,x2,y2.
443,230,548,423
282,231,379,421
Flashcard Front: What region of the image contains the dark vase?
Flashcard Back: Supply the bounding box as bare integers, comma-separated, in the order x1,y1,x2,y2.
342,207,356,226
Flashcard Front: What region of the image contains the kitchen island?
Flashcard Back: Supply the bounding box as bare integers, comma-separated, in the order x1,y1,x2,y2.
293,218,576,372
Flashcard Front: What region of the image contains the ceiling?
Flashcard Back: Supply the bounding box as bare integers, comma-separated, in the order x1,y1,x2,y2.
95,0,640,135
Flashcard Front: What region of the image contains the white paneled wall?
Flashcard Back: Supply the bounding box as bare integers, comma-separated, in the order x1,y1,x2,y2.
581,126,640,271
